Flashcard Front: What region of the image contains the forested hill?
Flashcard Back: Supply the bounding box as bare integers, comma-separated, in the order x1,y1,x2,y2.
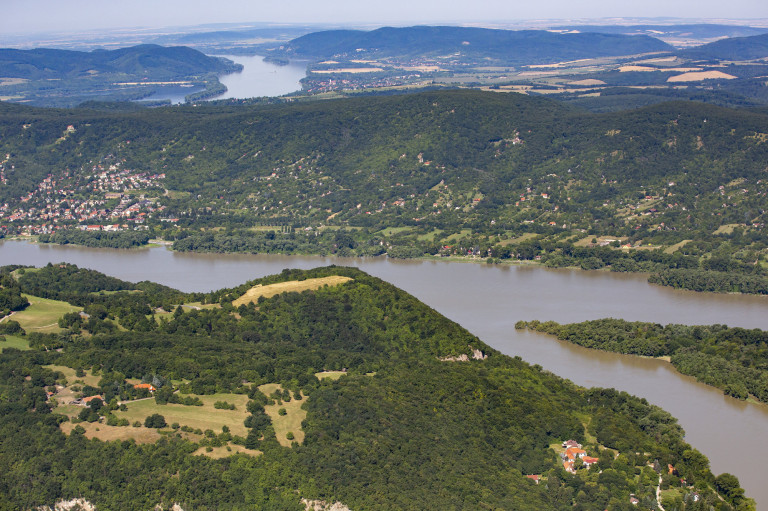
0,44,240,80
2,90,768,285
271,26,673,64
680,33,768,61
0,263,752,509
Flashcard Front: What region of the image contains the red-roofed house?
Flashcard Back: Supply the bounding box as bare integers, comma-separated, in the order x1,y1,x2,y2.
563,461,576,474
133,383,156,392
565,447,587,461
526,475,540,484
582,456,599,468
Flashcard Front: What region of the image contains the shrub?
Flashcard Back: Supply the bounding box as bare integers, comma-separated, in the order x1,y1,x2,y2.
144,413,167,428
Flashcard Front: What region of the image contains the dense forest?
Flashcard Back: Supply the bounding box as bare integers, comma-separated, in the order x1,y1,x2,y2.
517,319,768,403
1,90,768,293
0,263,753,510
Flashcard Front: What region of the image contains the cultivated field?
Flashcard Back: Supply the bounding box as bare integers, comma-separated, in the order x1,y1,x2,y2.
233,276,353,306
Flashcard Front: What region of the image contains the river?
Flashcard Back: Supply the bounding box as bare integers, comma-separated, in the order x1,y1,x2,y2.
2,240,767,508
213,55,307,100
141,55,307,104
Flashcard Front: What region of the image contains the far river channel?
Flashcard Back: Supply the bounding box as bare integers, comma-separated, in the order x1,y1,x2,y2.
1,240,767,508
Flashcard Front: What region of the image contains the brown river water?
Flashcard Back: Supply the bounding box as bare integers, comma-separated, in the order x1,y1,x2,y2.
2,240,767,508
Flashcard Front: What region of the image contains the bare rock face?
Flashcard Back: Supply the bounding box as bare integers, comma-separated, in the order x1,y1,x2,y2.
37,499,96,511
302,498,352,511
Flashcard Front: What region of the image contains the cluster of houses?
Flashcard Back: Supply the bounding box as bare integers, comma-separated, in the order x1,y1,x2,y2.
560,439,599,474
0,161,167,234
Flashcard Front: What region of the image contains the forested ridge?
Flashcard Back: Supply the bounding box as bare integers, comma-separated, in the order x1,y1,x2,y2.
2,90,768,293
0,263,752,510
518,319,768,403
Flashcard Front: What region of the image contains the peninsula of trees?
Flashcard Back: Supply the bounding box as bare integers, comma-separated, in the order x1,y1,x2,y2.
517,319,768,403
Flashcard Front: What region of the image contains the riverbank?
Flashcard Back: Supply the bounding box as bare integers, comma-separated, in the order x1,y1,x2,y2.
518,318,768,406
22,234,768,298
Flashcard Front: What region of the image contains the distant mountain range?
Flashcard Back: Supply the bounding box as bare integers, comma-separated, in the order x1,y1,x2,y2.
0,44,240,80
679,33,768,60
272,26,674,65
552,24,768,42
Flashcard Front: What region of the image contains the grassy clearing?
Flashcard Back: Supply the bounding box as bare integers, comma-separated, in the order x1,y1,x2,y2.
60,421,163,444
233,276,353,307
416,229,443,241
442,229,473,242
664,240,692,254
258,383,307,447
114,392,250,436
0,335,30,351
315,371,348,381
44,365,102,387
714,223,740,235
12,295,80,333
193,444,258,459
378,226,413,236
499,233,539,246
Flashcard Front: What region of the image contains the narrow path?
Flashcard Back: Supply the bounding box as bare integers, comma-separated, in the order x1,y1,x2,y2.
656,475,666,511
0,311,17,322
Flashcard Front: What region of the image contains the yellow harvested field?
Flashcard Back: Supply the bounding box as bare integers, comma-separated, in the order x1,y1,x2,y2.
60,421,162,444
233,276,353,306
193,445,258,458
312,68,384,74
568,79,606,86
315,370,348,381
619,65,659,72
259,384,307,447
668,71,737,82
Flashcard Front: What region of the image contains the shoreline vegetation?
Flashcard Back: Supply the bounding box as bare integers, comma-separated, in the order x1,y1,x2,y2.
0,262,755,509
22,233,768,297
517,318,768,405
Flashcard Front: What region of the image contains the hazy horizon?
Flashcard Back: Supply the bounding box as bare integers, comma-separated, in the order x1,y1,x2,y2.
2,0,767,37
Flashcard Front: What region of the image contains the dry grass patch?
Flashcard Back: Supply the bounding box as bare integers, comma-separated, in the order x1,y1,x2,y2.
315,371,348,381
44,365,102,388
258,383,307,447
113,392,250,436
193,444,258,458
60,421,162,444
233,276,353,307
12,295,80,333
